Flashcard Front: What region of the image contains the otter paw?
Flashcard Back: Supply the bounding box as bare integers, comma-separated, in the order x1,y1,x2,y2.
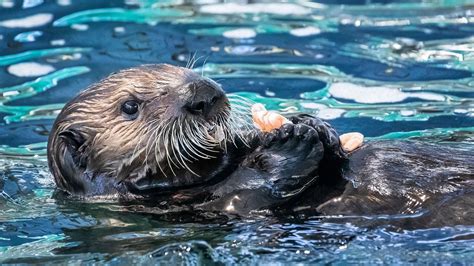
262,123,295,147
247,123,324,176
262,123,320,149
290,114,347,161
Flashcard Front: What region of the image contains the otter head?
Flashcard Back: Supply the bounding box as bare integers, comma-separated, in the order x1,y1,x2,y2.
47,64,249,195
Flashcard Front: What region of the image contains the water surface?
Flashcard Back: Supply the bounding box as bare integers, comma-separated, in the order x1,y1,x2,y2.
0,0,473,264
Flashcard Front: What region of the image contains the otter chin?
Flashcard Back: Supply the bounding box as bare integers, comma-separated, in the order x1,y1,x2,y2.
48,64,473,228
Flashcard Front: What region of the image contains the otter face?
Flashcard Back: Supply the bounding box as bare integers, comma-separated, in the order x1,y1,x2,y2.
47,64,250,195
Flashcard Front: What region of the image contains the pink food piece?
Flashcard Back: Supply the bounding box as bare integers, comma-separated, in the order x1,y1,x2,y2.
339,132,364,152
251,103,290,132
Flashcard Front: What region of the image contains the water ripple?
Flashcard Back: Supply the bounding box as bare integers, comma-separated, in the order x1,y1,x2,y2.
0,0,473,264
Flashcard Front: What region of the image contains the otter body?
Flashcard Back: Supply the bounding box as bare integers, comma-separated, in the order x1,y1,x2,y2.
48,64,474,227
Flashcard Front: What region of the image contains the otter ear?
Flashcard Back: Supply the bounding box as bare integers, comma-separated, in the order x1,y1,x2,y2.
58,128,88,168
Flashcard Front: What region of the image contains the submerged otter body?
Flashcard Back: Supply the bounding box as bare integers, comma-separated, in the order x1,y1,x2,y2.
48,64,474,227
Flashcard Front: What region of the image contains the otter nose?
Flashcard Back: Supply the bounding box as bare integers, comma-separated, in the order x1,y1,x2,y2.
184,80,224,116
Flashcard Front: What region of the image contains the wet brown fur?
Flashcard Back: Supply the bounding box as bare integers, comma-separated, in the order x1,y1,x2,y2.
47,64,237,195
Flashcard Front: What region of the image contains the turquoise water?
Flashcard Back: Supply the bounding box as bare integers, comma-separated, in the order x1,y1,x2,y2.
0,0,473,264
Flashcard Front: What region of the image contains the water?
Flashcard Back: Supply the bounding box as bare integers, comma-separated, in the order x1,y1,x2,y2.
1,0,473,264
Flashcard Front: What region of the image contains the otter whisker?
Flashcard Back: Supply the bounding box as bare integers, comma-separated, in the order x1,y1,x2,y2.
135,118,159,160
227,94,255,105
228,99,254,108
227,111,252,148
155,120,171,178
147,119,163,155
169,120,184,169
163,121,178,177
191,136,218,155
170,118,194,172
230,113,253,132
176,117,195,163
229,103,252,112
147,121,162,175
217,113,231,151
135,119,161,174
193,122,221,152
185,52,195,69
179,122,203,161
225,119,238,147
234,116,254,137
175,121,201,160
167,118,198,176
227,93,255,100
191,123,221,150
200,56,210,77
172,117,202,177
183,122,217,159
190,55,205,70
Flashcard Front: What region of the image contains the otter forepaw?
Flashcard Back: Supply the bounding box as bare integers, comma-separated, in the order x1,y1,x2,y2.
247,123,324,177
290,114,347,162
262,123,294,147
262,123,319,147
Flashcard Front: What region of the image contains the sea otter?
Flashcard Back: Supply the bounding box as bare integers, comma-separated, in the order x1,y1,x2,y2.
48,64,473,227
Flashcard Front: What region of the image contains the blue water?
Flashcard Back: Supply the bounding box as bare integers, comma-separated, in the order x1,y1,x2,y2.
0,0,473,264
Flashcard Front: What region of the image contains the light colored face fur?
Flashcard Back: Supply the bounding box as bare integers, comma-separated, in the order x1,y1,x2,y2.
47,64,251,193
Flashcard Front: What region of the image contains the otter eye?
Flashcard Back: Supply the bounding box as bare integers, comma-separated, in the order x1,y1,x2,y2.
121,100,139,118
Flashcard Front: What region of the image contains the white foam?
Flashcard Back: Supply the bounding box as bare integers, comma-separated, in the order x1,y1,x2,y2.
114,26,125,33
454,109,468,114
317,108,345,120
329,82,445,103
14,31,42,42
71,24,89,31
7,62,55,77
22,0,44,8
56,0,71,6
300,102,326,109
1,0,14,8
124,0,139,5
300,102,344,119
50,39,65,46
200,3,311,16
290,26,321,37
0,13,53,28
400,110,415,116
3,91,19,97
264,90,276,97
223,28,256,39
409,92,444,101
